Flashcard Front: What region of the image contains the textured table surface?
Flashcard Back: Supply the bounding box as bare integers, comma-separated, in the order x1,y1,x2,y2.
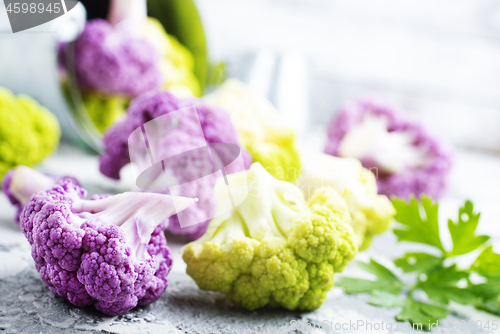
0,144,500,334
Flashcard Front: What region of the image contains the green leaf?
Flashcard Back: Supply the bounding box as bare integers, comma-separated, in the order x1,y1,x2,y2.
336,278,388,294
470,275,500,315
369,290,404,308
448,200,489,256
470,277,500,299
418,265,479,305
471,246,500,277
396,298,448,330
392,197,445,253
482,295,500,315
336,259,403,294
394,252,443,274
469,247,500,310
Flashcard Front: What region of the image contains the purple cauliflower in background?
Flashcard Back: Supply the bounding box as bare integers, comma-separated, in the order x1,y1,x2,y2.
2,165,80,222
20,179,195,316
99,90,251,240
67,19,162,97
325,99,453,200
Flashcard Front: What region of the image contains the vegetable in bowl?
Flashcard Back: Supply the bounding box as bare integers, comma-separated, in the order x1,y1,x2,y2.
59,15,201,135
69,19,162,97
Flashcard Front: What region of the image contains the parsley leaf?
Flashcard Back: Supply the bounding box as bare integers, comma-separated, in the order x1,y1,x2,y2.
338,198,500,328
369,290,404,308
469,246,500,312
482,295,500,315
470,276,500,314
471,246,500,276
336,259,403,294
394,252,443,274
396,298,448,330
392,197,445,253
448,200,489,256
417,265,479,305
470,276,500,303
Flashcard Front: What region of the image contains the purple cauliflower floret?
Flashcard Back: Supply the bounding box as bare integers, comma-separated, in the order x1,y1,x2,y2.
99,90,251,240
2,165,80,222
325,99,453,200
67,19,162,97
20,180,195,316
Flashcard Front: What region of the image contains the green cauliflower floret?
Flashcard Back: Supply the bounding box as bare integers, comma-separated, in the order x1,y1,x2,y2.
205,79,301,182
296,152,395,250
0,88,60,179
183,163,357,311
82,91,129,133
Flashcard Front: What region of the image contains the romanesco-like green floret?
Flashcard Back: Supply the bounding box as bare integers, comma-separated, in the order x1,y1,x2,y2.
296,152,395,250
0,88,60,179
183,163,357,311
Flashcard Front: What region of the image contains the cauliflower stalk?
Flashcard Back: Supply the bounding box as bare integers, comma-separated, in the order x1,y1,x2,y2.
296,152,395,250
0,88,60,179
20,179,196,316
205,79,301,182
2,165,79,222
183,163,357,311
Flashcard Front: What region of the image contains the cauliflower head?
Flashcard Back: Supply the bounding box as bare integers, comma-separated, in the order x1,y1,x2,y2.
183,163,357,311
20,180,196,316
296,152,395,250
205,79,301,182
69,19,162,97
99,90,251,240
0,88,60,179
325,98,453,199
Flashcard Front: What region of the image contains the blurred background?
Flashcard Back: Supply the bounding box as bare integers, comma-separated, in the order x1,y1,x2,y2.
199,0,500,153
1,0,500,153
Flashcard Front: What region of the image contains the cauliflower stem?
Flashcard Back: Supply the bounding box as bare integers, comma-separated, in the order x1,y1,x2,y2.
2,165,80,222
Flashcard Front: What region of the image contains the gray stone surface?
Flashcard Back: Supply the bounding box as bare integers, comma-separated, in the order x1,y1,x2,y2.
1,266,494,334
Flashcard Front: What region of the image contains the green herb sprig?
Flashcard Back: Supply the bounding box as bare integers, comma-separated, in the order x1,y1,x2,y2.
337,197,500,330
